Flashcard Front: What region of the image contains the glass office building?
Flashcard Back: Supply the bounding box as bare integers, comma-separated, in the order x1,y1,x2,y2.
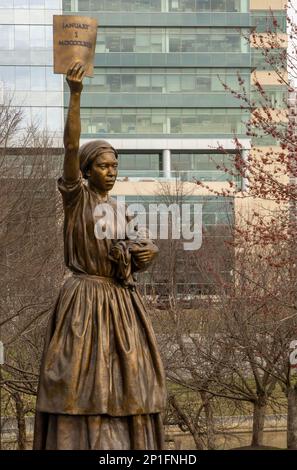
62,0,286,178
0,0,64,139
62,0,253,181
0,0,286,293
0,0,284,180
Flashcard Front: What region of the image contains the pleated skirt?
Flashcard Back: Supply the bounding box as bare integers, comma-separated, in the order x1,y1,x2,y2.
33,274,167,450
33,411,165,450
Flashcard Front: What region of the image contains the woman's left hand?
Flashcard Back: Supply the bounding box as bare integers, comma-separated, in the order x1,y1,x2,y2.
130,242,158,265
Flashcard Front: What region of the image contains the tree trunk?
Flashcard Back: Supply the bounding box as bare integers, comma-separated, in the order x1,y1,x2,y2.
287,386,297,449
13,392,27,450
251,399,266,447
169,395,205,450
191,430,205,451
200,391,215,450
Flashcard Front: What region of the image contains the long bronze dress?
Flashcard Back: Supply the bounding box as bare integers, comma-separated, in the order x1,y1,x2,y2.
33,175,166,450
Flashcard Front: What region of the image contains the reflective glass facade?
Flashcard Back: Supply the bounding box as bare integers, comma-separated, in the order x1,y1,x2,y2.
80,108,248,136
251,85,287,108
117,152,240,182
251,49,285,70
0,66,61,92
62,0,254,181
0,24,53,50
0,1,63,135
118,153,162,178
63,0,247,13
171,153,240,182
96,28,248,53
61,1,284,184
0,1,60,7
123,195,234,229
83,68,250,95
251,10,286,33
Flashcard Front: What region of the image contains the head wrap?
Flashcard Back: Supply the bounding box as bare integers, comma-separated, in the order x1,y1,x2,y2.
78,140,118,179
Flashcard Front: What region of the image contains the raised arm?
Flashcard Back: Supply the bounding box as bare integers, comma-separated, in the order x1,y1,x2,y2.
63,62,85,181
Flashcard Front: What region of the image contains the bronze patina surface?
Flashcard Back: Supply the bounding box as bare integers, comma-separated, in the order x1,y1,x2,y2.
33,63,167,450
53,16,98,77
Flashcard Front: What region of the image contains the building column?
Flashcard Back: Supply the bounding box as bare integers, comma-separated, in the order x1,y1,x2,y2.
162,149,171,179
241,149,249,192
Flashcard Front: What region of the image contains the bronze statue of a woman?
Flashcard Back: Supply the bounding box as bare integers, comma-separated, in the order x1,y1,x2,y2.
33,62,167,450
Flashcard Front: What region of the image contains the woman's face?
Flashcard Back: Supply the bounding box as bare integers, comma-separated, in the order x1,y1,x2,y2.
86,152,118,193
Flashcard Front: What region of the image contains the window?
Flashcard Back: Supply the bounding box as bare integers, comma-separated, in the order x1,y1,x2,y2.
0,0,12,6
31,107,46,128
85,73,105,91
252,11,286,33
169,37,180,53
95,115,107,133
181,75,195,91
167,75,180,92
0,25,14,50
0,66,15,90
151,0,161,11
122,75,136,92
106,33,120,52
15,66,30,91
183,0,195,11
252,49,285,70
170,117,181,133
97,27,245,53
30,26,45,48
31,67,46,91
196,76,211,91
122,0,134,11
78,0,89,10
15,26,30,50
122,114,136,133
196,33,209,52
136,115,151,133
151,32,162,52
225,0,242,12
225,34,240,52
63,0,72,9
29,0,44,7
186,154,235,179
107,75,120,92
152,75,165,92
90,0,104,10
45,0,60,7
196,0,210,11
80,108,248,136
103,0,121,10
169,0,196,11
252,86,287,108
45,26,53,49
121,35,135,52
136,75,150,92
181,35,196,52
84,68,250,95
211,0,225,11
181,117,197,133
47,107,62,131
14,0,29,7
106,116,121,133
46,67,61,91
135,32,150,52
118,153,161,176
65,0,245,11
